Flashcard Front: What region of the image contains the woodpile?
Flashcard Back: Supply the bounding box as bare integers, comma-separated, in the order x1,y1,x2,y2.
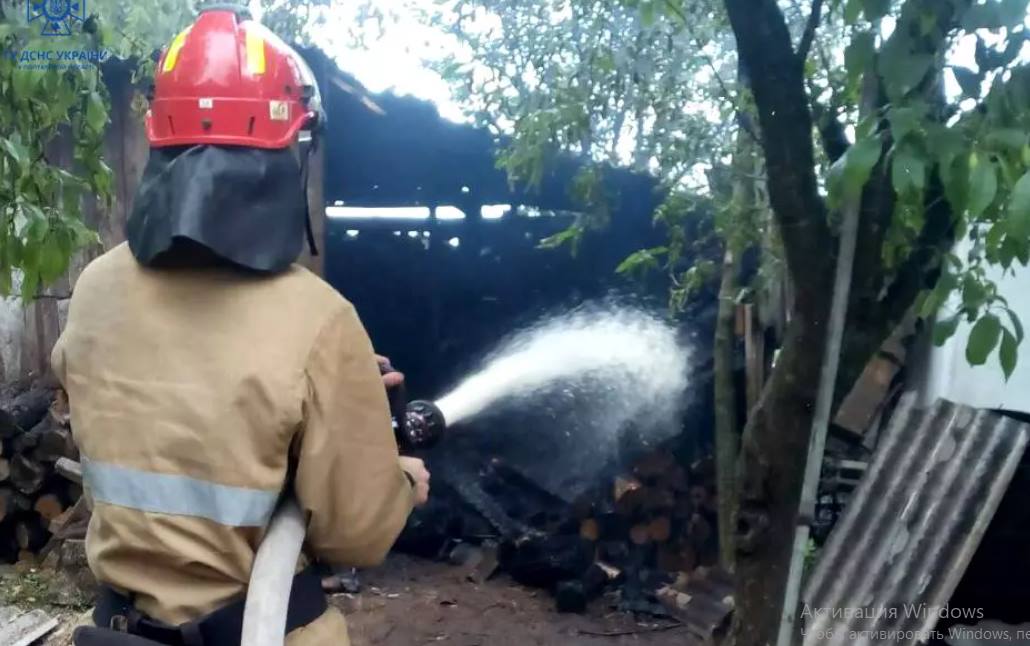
0,385,80,562
554,451,721,614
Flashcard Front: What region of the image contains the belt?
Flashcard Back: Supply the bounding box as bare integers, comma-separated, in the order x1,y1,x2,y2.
93,568,328,646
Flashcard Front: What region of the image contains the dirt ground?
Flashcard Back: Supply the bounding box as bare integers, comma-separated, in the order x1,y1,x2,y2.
338,554,698,646
15,553,697,645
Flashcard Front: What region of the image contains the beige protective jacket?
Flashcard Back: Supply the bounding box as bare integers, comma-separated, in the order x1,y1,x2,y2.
51,243,415,645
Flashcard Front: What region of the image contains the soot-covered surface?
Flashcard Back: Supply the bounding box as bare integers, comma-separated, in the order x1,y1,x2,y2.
338,554,699,646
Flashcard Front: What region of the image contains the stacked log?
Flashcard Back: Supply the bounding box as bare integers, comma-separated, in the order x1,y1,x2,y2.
0,385,79,561
510,450,723,614
575,452,719,577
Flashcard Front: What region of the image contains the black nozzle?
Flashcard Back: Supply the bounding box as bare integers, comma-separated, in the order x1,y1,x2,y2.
401,400,446,451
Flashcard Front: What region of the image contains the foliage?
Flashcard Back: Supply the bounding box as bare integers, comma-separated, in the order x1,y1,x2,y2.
399,0,1030,378
2,7,108,301
399,0,769,313
1,0,323,304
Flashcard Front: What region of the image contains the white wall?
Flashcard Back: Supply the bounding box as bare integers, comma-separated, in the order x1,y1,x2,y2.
912,236,1030,415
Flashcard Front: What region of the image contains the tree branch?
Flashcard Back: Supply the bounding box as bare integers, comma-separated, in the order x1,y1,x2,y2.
662,0,760,144
722,0,832,286
797,0,824,63
812,101,849,163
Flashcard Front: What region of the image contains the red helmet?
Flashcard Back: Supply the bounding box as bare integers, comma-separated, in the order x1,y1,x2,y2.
146,7,322,149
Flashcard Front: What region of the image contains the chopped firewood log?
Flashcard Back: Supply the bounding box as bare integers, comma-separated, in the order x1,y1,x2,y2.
673,497,694,520
613,475,642,502
31,426,76,463
0,388,54,439
554,561,623,613
672,571,691,592
593,512,628,541
598,540,630,566
49,388,70,427
34,493,66,521
579,518,600,542
647,516,672,543
614,486,649,516
655,584,693,617
55,457,82,484
1,486,33,521
502,534,593,588
657,544,697,573
570,492,597,521
10,454,47,495
640,487,677,513
629,524,652,546
633,452,676,482
661,465,690,493
16,516,49,551
465,540,500,584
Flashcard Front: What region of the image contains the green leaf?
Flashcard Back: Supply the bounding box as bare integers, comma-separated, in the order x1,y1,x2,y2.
12,69,38,101
1,137,31,169
616,247,667,277
967,154,998,217
879,48,933,100
933,314,961,346
1006,308,1025,344
986,221,1007,254
967,313,1002,366
86,92,108,133
961,275,988,310
951,66,981,98
1000,328,1018,380
888,104,924,143
845,32,876,86
828,135,883,209
1008,171,1030,240
38,235,68,283
927,125,966,166
539,225,584,252
891,145,926,195
942,153,971,215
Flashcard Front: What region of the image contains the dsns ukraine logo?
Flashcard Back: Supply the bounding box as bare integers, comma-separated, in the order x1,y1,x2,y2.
27,0,87,37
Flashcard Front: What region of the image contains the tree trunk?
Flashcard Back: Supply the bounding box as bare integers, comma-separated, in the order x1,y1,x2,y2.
731,272,834,645
714,246,741,570
719,0,970,642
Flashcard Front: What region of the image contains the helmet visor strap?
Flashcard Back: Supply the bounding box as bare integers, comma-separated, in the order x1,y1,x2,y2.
299,134,319,258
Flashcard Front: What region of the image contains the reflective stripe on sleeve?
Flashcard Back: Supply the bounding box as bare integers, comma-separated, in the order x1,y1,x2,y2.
83,457,280,528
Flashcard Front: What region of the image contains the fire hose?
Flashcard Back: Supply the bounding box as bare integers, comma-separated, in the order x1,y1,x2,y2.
240,371,446,646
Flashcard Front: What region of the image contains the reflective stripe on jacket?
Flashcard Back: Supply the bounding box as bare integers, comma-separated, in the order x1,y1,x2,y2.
51,243,414,640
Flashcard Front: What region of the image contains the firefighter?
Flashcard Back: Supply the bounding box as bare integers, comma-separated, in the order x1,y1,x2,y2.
51,6,429,645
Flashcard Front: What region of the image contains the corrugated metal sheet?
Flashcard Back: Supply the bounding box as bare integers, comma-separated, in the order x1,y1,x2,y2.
802,393,1030,646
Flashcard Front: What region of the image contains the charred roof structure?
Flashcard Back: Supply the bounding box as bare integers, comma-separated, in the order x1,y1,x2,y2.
294,47,705,397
